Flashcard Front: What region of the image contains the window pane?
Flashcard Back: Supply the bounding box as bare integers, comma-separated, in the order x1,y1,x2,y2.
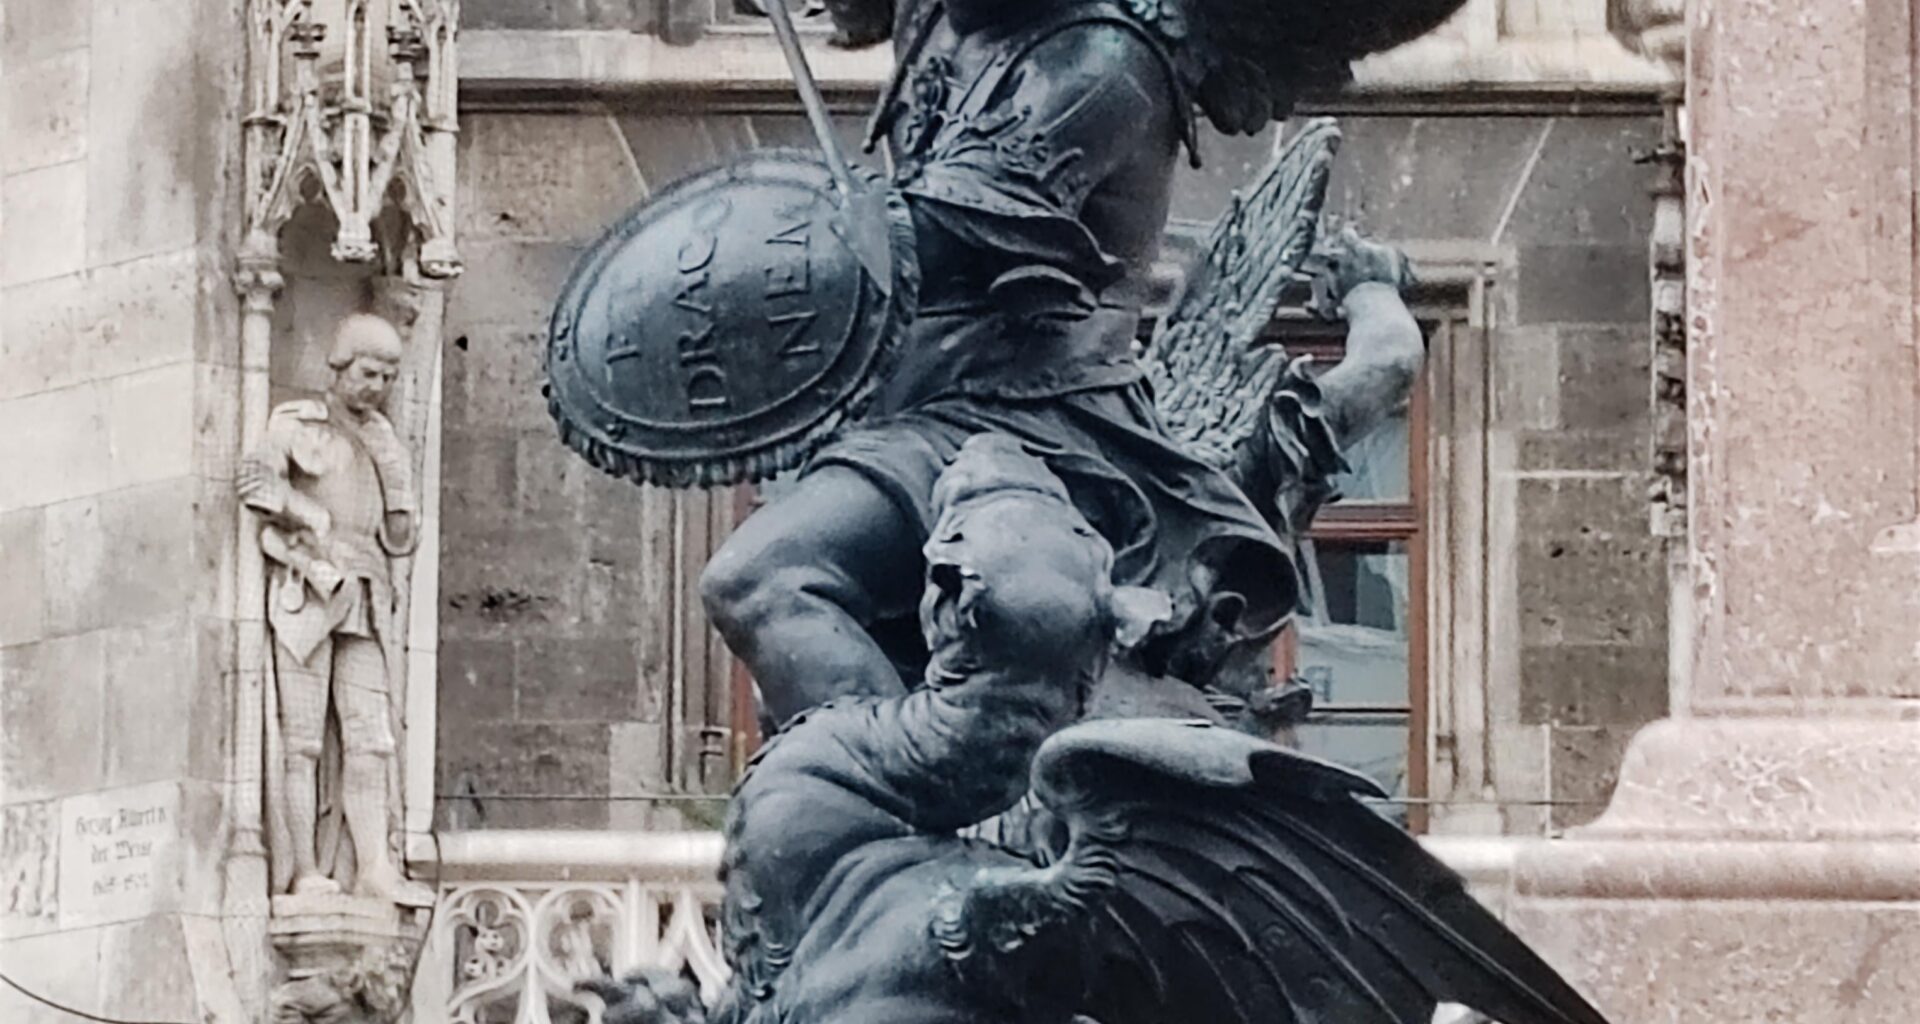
1327,399,1410,502
1293,716,1410,827
1297,540,1410,706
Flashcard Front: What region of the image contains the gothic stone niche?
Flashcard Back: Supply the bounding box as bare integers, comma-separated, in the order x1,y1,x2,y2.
243,313,435,1003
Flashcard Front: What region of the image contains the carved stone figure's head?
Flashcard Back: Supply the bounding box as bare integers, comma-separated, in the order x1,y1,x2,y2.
327,314,404,416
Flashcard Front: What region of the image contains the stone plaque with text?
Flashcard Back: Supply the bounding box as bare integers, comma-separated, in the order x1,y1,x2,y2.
57,782,181,929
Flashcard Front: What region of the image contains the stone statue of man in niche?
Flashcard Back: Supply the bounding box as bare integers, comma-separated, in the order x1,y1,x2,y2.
239,313,432,908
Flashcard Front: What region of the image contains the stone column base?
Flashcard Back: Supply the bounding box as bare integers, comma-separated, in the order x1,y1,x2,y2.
1509,715,1920,1022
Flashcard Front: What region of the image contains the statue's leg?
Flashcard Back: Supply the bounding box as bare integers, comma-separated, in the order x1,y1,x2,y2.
276,638,335,894
701,466,924,726
333,636,431,905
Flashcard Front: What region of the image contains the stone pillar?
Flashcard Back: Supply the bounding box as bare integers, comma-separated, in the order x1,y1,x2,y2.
0,2,250,1022
1509,1,1920,1020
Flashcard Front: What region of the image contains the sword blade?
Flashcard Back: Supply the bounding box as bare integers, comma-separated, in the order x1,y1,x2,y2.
761,1,894,296
763,0,857,197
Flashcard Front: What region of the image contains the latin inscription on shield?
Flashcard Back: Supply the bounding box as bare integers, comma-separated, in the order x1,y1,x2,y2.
547,152,902,487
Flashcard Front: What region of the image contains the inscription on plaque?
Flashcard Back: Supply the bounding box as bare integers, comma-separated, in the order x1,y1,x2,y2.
57,782,180,928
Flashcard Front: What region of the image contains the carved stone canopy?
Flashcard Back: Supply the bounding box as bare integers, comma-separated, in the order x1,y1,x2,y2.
242,0,463,278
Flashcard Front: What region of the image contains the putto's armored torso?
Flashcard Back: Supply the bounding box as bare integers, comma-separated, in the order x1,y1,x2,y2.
867,0,1191,410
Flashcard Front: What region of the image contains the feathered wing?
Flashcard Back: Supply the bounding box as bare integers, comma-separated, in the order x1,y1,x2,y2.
1004,719,1614,1024
1144,118,1340,472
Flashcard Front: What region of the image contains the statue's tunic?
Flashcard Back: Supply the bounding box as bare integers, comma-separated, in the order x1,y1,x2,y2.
807,0,1299,657
255,400,413,671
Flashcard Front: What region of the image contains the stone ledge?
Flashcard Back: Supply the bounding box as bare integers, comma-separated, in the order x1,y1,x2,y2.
1518,839,1920,901
406,828,725,884
1569,716,1920,841
459,29,1673,101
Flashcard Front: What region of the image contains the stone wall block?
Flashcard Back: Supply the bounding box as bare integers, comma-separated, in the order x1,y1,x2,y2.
435,721,611,830
93,915,199,1023
85,0,206,264
2,48,88,174
438,526,580,641
42,494,107,634
1519,643,1666,727
44,479,195,635
1555,325,1650,430
464,0,657,32
455,324,551,431
743,112,864,163
1,0,91,65
192,360,244,486
1515,243,1648,325
514,434,596,525
0,507,48,647
0,631,107,801
85,252,204,378
448,242,581,329
185,616,230,783
0,251,200,401
102,618,195,788
105,363,195,491
1505,901,1920,1023
616,113,768,188
1490,326,1561,429
1,161,86,286
1,272,87,401
1169,125,1282,225
438,638,518,723
1516,533,1665,646
1546,724,1635,830
609,714,691,829
459,112,644,242
2,386,113,511
1516,429,1642,473
1501,117,1658,246
0,929,104,1024
1330,117,1549,242
1485,722,1551,837
437,431,520,538
1514,474,1645,539
516,637,641,721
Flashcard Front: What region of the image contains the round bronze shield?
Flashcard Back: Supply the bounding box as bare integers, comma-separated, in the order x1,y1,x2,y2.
547,152,913,488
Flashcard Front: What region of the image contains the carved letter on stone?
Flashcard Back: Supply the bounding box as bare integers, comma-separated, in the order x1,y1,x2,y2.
239,314,433,912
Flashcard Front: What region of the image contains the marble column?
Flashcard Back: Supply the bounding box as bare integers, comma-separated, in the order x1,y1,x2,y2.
1509,0,1920,1019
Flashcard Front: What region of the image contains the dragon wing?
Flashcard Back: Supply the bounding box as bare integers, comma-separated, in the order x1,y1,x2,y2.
1143,118,1340,472
939,719,1613,1024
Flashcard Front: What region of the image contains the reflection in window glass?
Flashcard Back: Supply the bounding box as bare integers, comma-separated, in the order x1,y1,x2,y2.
1327,404,1410,503
1295,539,1413,826
1298,540,1409,705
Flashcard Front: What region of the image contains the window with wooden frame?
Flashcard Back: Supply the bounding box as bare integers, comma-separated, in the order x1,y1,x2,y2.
1271,314,1449,834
